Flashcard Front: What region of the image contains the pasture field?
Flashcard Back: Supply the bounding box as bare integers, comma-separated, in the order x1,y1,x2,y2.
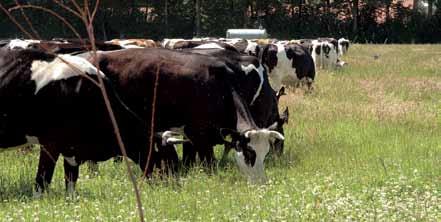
1,44,440,221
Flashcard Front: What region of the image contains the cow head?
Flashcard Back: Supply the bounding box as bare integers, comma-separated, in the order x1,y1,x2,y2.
260,44,278,73
221,127,284,183
221,90,286,183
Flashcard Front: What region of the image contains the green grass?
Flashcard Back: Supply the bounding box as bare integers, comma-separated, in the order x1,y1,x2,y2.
1,44,441,221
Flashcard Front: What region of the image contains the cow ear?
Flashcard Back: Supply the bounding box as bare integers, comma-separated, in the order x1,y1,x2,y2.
220,128,240,144
279,107,289,124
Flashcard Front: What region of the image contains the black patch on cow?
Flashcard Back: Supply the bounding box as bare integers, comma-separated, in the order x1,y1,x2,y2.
323,44,331,56
315,45,321,55
261,44,278,73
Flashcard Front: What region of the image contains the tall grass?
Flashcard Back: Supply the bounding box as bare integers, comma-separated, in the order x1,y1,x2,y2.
1,44,440,221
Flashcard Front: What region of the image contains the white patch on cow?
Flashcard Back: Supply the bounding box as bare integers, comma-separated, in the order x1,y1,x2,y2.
338,38,350,56
118,41,144,49
30,54,105,94
240,64,264,105
240,64,257,75
244,41,258,55
64,156,78,167
161,38,185,49
234,129,284,183
310,40,338,69
160,127,189,146
7,39,40,49
223,38,243,45
194,43,225,50
269,43,298,91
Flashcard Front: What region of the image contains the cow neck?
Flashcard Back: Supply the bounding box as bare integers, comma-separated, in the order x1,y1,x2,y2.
231,89,258,133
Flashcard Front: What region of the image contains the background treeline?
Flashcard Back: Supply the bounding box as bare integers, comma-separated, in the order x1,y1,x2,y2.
1,0,440,43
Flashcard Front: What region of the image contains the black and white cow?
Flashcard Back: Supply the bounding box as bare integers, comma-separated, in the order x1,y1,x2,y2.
338,38,350,56
0,48,283,194
184,48,289,160
284,43,316,90
310,39,338,69
259,42,315,91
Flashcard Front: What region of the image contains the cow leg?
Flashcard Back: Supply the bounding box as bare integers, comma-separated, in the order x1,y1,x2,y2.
87,160,99,176
182,142,196,169
35,144,60,197
63,158,79,195
162,145,179,175
196,142,216,169
137,151,156,178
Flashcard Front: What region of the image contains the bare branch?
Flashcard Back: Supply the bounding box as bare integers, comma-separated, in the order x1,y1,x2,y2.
0,3,34,39
53,0,83,19
84,0,91,21
14,0,41,40
91,0,100,21
143,63,162,178
3,2,146,221
8,5,85,46
82,1,145,220
69,0,84,17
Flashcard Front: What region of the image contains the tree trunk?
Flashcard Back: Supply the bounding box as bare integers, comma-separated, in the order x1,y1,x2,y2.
428,0,433,17
165,0,168,36
352,0,358,34
145,0,149,22
413,0,419,13
195,0,201,37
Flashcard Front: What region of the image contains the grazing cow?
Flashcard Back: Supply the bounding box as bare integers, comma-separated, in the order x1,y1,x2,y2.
338,38,350,56
284,43,316,90
4,38,122,54
183,48,289,160
310,40,338,69
259,43,315,91
89,48,285,181
0,48,283,194
152,129,189,174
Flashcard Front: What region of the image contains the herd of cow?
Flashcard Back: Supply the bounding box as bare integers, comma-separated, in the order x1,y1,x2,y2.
0,36,350,196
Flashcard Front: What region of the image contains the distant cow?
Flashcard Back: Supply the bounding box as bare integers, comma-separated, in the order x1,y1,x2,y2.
4,38,122,54
106,39,158,48
284,43,316,90
259,43,315,91
310,39,338,69
184,48,289,159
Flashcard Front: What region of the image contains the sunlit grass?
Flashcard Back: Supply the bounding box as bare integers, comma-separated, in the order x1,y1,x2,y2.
0,44,440,221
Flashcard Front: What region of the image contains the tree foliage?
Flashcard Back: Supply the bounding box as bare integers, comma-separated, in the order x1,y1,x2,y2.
1,0,440,43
